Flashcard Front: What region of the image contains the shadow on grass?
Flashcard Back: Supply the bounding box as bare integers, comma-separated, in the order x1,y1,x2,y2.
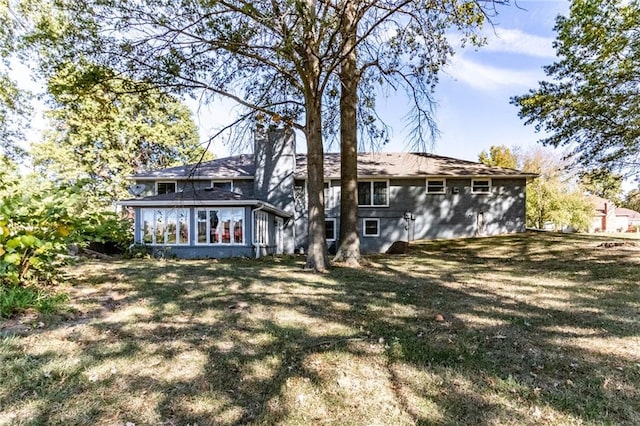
1,232,639,425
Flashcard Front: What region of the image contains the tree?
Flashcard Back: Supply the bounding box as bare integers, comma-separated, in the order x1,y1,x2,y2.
512,0,640,175
579,168,623,204
22,0,499,270
478,145,518,168
520,147,592,231
328,1,495,265
0,1,30,159
622,187,640,212
30,63,207,203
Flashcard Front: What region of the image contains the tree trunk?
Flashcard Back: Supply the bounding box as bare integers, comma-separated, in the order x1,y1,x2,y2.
334,0,361,266
300,5,328,272
305,96,329,271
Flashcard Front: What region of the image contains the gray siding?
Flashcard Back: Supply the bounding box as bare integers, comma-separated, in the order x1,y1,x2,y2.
133,173,527,256
297,177,527,253
134,179,253,197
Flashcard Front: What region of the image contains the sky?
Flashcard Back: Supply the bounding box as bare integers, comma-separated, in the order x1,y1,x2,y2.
191,0,571,163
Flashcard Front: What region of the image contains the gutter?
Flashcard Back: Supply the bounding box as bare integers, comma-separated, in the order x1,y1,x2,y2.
116,198,292,218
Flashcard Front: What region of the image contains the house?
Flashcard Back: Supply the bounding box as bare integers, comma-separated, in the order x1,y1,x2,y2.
615,207,640,231
588,196,640,232
118,129,537,258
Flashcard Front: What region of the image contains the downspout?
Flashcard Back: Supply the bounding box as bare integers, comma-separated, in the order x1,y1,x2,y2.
252,203,266,259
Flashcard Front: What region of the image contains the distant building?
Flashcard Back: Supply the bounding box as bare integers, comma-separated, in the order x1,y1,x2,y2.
589,196,640,232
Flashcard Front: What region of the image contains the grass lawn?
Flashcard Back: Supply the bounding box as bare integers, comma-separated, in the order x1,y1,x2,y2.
1,232,639,425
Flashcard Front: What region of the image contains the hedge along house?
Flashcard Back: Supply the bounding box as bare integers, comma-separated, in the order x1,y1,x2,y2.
119,129,537,258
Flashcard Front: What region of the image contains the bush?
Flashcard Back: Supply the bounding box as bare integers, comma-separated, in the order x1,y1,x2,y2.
124,243,152,259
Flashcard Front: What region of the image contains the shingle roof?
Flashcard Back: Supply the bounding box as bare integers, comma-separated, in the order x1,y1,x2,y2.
134,154,255,179
616,207,640,219
131,152,536,180
296,152,535,178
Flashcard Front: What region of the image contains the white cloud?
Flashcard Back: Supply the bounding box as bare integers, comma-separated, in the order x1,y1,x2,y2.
482,28,556,58
444,55,544,92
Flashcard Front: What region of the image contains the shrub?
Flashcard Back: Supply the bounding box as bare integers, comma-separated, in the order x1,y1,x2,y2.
0,284,69,318
124,243,152,259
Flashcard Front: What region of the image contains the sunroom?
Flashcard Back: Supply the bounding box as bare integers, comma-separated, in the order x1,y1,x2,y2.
118,188,292,259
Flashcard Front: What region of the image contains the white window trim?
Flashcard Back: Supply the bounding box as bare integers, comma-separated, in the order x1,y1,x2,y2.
254,210,269,245
155,180,177,195
358,180,390,207
362,218,380,237
426,178,447,194
195,207,246,245
325,218,337,241
471,178,492,194
140,208,190,246
211,180,234,191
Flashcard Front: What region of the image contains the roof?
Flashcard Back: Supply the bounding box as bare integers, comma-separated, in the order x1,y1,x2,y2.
131,152,537,180
117,187,291,217
297,152,536,178
615,207,640,219
133,154,256,179
590,195,617,216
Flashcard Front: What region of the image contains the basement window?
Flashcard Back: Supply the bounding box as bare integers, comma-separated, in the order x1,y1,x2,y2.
426,179,446,194
471,179,492,194
362,218,380,237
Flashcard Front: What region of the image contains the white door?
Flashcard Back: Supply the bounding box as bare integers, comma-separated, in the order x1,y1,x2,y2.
275,217,284,255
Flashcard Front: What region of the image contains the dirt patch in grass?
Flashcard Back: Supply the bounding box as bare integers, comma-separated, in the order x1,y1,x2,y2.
1,232,639,425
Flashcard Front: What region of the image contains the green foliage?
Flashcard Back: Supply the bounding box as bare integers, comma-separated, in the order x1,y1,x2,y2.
512,0,640,173
478,145,518,169
124,243,151,259
0,1,31,158
520,148,593,231
31,62,210,202
579,168,624,204
0,284,68,317
0,156,132,288
622,187,640,212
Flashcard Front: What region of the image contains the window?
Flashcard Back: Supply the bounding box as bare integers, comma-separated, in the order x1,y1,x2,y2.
325,219,336,241
426,179,446,194
156,181,176,195
141,208,189,245
358,181,388,206
212,180,233,191
472,179,492,194
196,208,244,244
255,210,269,245
362,218,379,237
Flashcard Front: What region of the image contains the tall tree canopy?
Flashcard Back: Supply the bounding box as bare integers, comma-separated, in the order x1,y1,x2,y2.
520,147,592,231
579,168,624,204
478,145,518,169
31,63,207,203
0,0,30,158
623,186,640,212
512,0,640,174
